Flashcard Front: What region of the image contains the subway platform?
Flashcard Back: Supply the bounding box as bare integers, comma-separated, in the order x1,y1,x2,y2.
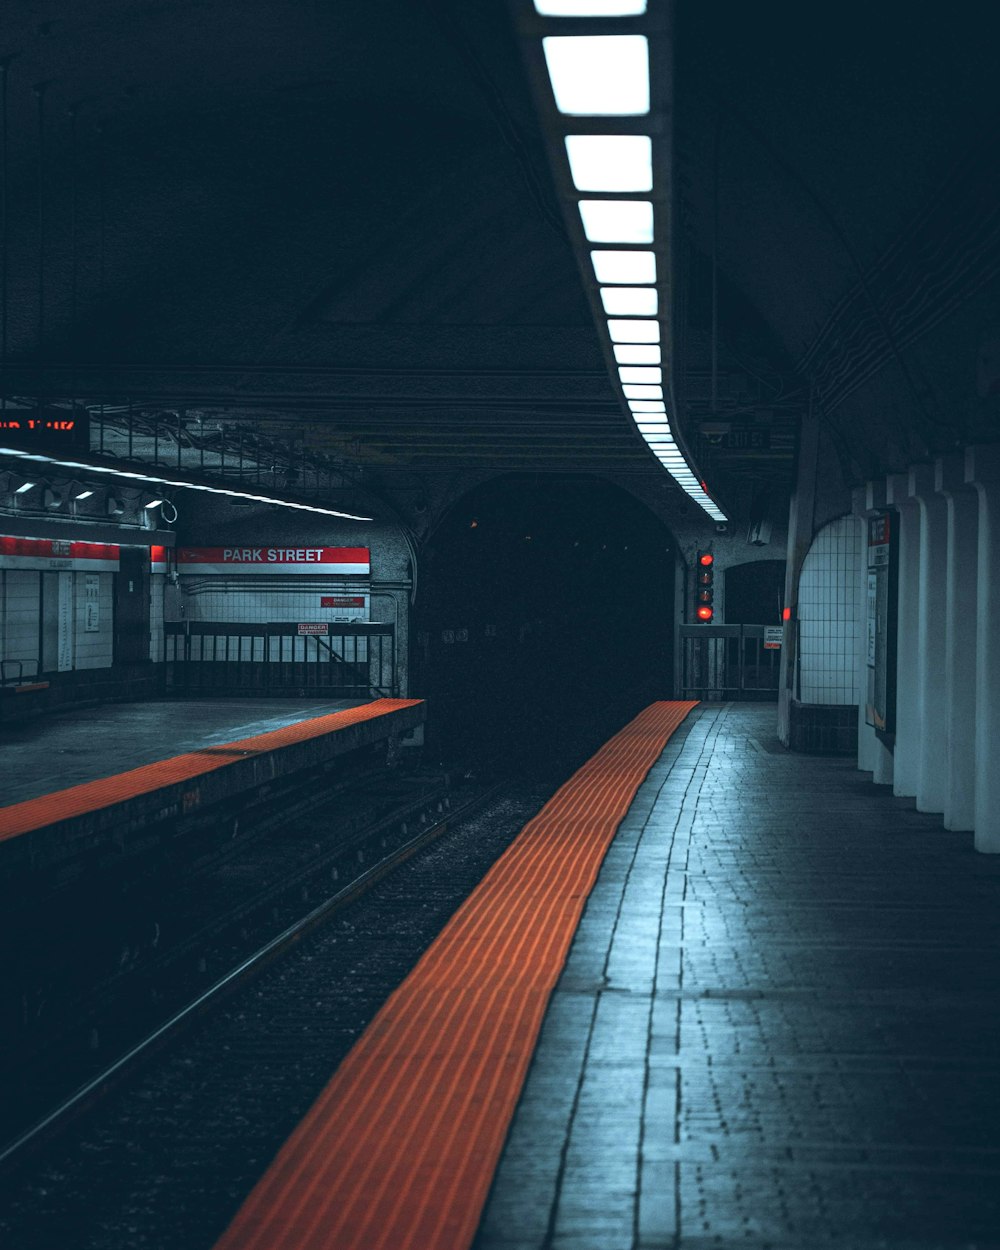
0,698,368,807
0,697,424,888
212,701,1000,1250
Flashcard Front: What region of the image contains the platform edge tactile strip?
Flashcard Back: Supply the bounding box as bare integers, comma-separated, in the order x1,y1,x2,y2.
0,699,422,842
211,699,698,1250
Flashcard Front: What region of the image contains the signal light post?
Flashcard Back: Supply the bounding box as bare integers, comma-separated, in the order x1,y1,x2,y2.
696,551,714,622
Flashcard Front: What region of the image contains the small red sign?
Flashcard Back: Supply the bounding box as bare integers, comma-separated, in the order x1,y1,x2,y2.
297,622,329,635
321,595,365,608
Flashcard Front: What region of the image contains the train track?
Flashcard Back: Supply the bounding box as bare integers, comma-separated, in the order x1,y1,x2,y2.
0,770,503,1170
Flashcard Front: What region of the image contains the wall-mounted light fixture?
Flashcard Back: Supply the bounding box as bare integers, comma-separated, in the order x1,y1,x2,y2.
0,449,372,522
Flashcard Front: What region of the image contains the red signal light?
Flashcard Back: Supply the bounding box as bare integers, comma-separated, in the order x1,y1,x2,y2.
696,605,714,621
698,552,714,567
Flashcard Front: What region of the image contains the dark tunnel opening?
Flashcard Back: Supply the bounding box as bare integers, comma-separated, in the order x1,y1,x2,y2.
413,475,677,769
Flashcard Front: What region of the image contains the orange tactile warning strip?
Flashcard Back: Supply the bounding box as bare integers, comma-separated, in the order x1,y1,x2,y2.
0,699,422,843
213,699,698,1250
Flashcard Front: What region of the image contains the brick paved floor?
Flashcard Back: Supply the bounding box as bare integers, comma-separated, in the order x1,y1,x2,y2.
475,703,1000,1250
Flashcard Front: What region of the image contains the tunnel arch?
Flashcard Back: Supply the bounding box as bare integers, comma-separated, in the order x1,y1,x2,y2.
412,474,678,765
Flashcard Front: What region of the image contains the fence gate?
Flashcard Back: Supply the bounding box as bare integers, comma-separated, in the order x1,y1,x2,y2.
165,622,397,698
677,624,780,700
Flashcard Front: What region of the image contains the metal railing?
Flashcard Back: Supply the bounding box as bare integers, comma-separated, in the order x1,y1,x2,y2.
165,622,397,698
677,624,781,700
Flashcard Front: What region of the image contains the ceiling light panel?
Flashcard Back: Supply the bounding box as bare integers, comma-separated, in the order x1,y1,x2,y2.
592,250,656,286
618,366,662,384
614,342,660,364
601,287,657,316
534,0,647,14
579,200,653,244
628,399,666,412
565,135,652,192
622,384,663,399
607,318,659,343
543,36,650,116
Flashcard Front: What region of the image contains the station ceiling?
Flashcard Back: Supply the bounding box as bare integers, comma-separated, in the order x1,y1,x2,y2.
1,2,998,525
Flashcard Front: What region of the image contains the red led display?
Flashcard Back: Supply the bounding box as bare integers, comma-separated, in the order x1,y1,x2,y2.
0,408,90,452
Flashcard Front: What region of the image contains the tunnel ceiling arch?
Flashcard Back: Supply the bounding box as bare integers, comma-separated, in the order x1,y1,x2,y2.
2,1,997,525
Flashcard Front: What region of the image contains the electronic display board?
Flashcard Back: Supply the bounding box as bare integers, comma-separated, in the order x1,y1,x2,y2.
0,407,91,453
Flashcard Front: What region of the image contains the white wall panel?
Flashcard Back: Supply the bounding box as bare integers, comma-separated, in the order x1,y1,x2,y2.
797,515,861,705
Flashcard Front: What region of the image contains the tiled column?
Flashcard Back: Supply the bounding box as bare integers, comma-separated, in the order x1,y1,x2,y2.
936,455,977,832
910,465,948,815
965,446,1000,852
885,473,921,798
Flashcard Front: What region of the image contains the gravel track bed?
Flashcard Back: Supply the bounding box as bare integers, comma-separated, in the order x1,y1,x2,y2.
0,783,552,1250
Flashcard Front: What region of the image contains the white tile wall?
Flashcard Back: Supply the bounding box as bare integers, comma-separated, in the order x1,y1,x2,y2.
1,569,116,676
1,570,41,673
73,573,114,670
798,515,862,705
179,576,370,624
150,574,165,662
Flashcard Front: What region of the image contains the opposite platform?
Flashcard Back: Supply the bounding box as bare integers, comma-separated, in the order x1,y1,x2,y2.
0,697,368,808
0,699,425,875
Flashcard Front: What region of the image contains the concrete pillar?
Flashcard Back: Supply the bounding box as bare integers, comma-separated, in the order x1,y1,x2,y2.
865,479,895,787
777,409,820,745
852,485,881,775
910,465,948,814
886,473,921,798
935,456,977,831
852,488,875,772
965,445,1000,852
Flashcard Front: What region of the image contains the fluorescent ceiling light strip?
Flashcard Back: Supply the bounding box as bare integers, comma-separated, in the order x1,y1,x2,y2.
543,36,649,116
607,318,659,343
580,200,653,243
534,1,647,14
618,365,662,384
593,251,656,285
622,384,663,399
0,449,373,521
565,135,652,192
601,286,657,316
615,342,660,364
627,400,666,412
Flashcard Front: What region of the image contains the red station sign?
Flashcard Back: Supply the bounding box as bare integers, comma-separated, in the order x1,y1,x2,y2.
175,546,370,575
0,535,121,570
